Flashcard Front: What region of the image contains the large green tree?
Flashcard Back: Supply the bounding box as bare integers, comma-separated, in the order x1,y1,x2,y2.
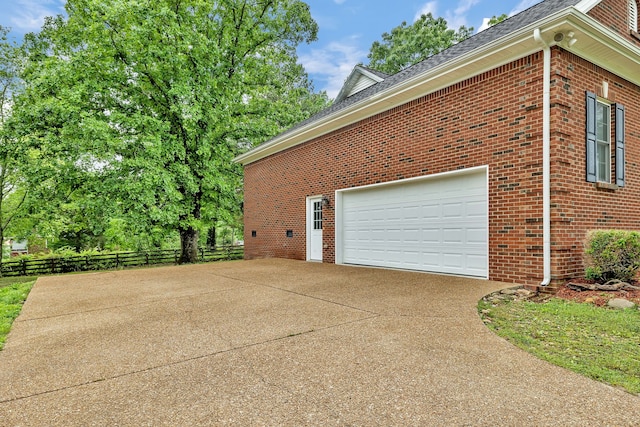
15,0,327,263
366,13,473,74
0,25,27,261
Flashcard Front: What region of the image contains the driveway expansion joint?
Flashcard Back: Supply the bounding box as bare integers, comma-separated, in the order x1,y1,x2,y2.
0,314,381,405
17,283,261,323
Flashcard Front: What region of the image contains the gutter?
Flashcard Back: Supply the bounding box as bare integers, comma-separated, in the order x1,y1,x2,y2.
534,28,552,287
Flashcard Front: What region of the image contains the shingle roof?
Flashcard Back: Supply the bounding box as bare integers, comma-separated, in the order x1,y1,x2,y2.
257,0,583,149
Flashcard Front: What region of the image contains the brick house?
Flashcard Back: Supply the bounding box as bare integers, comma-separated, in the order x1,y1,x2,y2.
235,0,640,286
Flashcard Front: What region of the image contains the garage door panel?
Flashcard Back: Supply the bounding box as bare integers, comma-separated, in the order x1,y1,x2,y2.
467,228,487,244
467,200,487,217
466,254,487,269
443,253,463,268
340,169,488,277
443,203,464,218
421,204,440,219
443,228,464,243
422,229,441,243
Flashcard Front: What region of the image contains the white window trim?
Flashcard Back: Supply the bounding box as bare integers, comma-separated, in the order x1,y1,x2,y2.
596,99,611,183
630,0,639,32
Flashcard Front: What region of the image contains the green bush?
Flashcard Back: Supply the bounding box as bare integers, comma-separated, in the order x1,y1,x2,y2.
584,230,640,282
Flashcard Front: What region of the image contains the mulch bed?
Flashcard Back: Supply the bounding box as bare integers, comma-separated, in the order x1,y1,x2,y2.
556,279,640,307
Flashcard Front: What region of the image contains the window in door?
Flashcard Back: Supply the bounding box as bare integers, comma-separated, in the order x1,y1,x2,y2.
313,201,322,230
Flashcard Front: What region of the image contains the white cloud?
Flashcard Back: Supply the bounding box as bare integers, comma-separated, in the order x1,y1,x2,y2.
444,0,480,29
477,17,492,33
334,0,347,4
454,0,480,15
509,0,543,16
9,0,65,32
414,2,438,22
299,37,367,99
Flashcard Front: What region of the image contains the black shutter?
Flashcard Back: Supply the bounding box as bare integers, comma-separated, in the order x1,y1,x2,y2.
585,92,597,182
615,103,625,187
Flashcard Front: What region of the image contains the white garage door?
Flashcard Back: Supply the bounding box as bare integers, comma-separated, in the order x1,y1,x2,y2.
339,168,488,277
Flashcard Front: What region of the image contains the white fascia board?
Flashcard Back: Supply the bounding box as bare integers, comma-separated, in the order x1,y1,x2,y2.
234,6,637,166
575,0,602,14
334,66,386,104
355,66,386,83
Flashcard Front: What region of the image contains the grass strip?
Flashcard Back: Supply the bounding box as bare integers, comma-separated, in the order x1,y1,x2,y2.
479,297,640,395
0,280,35,350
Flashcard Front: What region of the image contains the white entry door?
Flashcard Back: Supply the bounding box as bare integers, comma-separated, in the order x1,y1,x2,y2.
307,197,323,261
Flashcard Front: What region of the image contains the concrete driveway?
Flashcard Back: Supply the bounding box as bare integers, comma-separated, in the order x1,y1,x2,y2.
0,259,638,426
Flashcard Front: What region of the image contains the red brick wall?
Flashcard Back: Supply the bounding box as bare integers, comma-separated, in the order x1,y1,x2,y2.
549,48,640,280
244,43,640,285
245,53,548,284
588,0,640,46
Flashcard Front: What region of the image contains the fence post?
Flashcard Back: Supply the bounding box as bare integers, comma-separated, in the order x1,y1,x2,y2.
21,259,27,276
174,250,178,263
146,253,149,266
200,247,205,261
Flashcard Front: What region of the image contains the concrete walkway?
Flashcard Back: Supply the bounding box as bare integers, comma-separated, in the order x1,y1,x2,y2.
0,259,638,426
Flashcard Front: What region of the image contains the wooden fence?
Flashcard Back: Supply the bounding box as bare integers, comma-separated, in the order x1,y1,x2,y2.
0,246,244,277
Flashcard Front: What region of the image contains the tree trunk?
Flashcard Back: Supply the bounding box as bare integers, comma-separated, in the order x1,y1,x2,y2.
179,226,199,264
207,222,216,249
0,228,4,277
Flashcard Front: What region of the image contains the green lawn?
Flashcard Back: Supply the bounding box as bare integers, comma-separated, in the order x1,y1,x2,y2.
479,297,640,395
0,280,35,350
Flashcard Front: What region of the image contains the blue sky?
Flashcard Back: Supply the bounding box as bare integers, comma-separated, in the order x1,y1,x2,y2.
0,0,543,98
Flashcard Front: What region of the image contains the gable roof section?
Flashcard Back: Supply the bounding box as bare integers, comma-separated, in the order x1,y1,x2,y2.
235,0,639,165
334,66,390,103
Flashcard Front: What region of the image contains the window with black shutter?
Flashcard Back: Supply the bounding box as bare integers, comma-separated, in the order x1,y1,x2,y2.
585,91,625,187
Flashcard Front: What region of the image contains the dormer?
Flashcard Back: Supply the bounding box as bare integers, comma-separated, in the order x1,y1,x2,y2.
334,66,389,103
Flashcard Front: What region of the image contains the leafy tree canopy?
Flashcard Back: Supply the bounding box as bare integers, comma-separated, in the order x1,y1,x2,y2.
488,14,508,27
1,25,29,260
366,13,473,75
12,0,328,262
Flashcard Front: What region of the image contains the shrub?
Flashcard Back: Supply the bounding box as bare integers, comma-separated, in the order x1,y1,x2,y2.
584,230,640,282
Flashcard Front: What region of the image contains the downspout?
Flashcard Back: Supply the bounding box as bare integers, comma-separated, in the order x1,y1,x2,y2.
534,28,551,286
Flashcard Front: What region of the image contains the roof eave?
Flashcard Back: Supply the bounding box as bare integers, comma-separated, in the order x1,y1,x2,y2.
234,6,638,166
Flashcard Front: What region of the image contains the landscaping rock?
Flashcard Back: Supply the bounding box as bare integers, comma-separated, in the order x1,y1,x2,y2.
482,287,539,305
516,289,533,298
607,298,636,310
